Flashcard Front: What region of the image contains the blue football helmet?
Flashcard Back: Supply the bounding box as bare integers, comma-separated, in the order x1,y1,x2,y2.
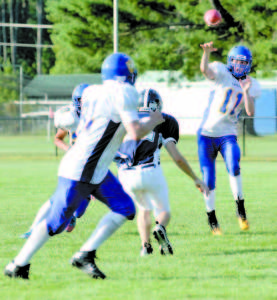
138,89,163,112
101,52,137,85
72,83,90,115
227,46,252,78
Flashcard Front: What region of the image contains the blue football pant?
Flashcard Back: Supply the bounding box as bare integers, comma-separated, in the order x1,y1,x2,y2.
47,171,136,236
198,135,241,190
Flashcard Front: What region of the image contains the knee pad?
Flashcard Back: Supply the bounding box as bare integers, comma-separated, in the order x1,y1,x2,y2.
226,160,240,176
47,220,70,236
125,200,136,220
47,207,75,236
127,212,135,221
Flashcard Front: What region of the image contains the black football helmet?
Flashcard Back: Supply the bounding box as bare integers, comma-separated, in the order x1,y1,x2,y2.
138,88,163,112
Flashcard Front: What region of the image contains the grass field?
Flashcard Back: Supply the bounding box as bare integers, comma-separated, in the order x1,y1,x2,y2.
1,136,277,300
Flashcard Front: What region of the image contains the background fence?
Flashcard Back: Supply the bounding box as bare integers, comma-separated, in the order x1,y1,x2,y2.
0,116,276,161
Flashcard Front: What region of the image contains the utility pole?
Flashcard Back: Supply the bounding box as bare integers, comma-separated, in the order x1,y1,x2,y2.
36,0,43,74
8,0,16,69
113,0,118,53
1,0,7,63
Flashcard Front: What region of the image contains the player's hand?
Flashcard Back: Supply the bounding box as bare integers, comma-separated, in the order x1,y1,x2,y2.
200,41,217,53
239,76,252,93
149,110,165,126
194,178,209,196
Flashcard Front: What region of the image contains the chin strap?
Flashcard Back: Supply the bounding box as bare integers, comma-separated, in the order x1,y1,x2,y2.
231,74,246,81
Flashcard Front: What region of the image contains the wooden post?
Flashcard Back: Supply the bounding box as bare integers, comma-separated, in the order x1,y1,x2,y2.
36,0,43,74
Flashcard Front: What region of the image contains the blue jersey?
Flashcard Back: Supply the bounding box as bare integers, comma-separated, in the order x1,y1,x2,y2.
115,112,179,168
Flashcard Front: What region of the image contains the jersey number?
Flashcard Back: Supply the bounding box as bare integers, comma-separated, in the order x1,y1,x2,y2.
220,89,243,115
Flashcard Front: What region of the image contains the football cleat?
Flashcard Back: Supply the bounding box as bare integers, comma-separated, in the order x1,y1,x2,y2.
66,216,77,233
20,230,32,239
4,261,30,279
153,224,173,255
207,210,222,235
236,199,249,230
140,242,153,257
70,250,106,279
238,218,249,230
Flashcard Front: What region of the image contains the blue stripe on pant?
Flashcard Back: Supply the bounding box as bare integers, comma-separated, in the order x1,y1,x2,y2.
47,171,135,236
198,135,241,190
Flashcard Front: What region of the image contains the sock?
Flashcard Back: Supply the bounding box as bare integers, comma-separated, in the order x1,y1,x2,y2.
204,189,215,212
14,219,49,266
80,212,126,252
229,174,244,200
30,200,51,230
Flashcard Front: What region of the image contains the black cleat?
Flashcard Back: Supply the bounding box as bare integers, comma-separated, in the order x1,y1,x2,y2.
71,250,106,279
207,210,222,235
4,261,30,279
153,224,173,255
140,242,153,257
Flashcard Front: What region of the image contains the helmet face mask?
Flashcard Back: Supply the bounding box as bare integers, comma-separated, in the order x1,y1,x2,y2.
138,89,163,112
227,46,252,78
101,53,137,85
72,83,90,115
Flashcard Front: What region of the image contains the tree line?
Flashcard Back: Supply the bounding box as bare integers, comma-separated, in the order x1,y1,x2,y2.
1,0,277,82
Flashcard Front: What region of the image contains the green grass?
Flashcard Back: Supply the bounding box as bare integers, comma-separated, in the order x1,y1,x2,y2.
0,136,277,300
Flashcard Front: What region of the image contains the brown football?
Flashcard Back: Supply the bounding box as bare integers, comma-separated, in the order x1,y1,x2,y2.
204,9,222,27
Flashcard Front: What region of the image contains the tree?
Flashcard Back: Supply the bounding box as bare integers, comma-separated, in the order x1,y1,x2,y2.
44,0,277,79
0,0,54,77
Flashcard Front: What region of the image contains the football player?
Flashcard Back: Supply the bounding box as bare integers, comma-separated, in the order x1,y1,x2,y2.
115,89,208,256
5,52,164,280
198,41,261,234
20,83,91,239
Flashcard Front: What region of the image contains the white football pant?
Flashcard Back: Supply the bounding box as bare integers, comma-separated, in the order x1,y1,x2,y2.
118,166,170,217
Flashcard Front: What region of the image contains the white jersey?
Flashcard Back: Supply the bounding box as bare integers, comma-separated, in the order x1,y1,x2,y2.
199,62,261,137
54,105,80,145
58,81,139,184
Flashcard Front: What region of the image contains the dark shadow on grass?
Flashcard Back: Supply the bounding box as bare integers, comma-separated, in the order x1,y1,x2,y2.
205,248,277,256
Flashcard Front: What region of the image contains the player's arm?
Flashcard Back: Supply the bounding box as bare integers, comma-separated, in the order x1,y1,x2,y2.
165,141,209,195
200,41,217,80
239,76,255,116
124,110,164,141
54,128,70,151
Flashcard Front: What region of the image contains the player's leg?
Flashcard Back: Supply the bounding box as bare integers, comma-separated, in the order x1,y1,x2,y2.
65,196,91,233
137,208,154,256
220,135,249,230
147,167,173,255
198,135,221,235
4,177,89,279
20,199,52,239
118,168,154,256
71,170,135,278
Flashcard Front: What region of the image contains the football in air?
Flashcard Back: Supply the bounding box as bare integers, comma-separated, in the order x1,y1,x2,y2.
204,9,222,27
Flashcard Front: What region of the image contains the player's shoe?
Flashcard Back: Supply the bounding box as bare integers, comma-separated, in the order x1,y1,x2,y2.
4,261,30,279
20,229,32,239
70,250,106,279
207,210,222,235
66,216,77,233
236,199,249,230
140,242,153,257
153,223,173,255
